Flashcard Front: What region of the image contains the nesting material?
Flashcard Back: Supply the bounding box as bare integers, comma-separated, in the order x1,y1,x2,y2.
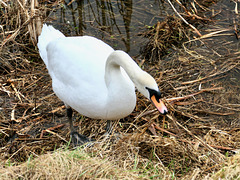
0,0,239,179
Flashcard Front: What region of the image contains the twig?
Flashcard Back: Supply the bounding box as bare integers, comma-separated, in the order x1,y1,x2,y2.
15,113,41,123
167,87,223,102
15,105,65,122
167,114,225,161
204,162,224,172
233,18,239,40
16,138,50,141
49,105,65,113
40,124,65,138
134,109,156,119
148,124,157,135
179,107,235,116
166,0,202,37
153,123,177,137
11,104,17,121
11,82,22,103
7,145,25,162
45,129,68,143
177,110,209,122
173,99,203,106
0,0,8,8
193,0,209,11
178,139,237,151
232,0,238,14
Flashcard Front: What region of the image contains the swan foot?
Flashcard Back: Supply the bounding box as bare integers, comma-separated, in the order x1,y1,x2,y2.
66,106,94,146
101,120,122,142
102,131,121,141
70,131,95,147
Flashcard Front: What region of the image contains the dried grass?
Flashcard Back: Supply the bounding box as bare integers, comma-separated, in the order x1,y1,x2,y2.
0,0,240,179
140,15,190,62
0,0,42,48
204,153,240,180
0,147,141,180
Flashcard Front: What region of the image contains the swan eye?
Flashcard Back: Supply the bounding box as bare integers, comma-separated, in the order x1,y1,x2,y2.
145,87,161,102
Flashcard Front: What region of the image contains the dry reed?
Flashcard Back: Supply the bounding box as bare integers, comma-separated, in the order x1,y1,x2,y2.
0,0,239,179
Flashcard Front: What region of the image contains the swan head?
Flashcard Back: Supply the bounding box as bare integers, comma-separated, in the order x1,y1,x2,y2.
135,71,168,115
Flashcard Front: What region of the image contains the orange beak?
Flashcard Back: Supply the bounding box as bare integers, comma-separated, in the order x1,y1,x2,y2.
150,95,168,115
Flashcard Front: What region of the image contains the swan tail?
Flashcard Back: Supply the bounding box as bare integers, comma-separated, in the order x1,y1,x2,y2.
37,24,65,67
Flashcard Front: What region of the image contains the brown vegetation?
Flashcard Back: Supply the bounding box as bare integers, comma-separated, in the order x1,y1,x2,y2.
0,0,239,179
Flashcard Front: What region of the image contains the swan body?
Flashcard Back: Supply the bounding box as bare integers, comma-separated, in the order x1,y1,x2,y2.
38,24,167,142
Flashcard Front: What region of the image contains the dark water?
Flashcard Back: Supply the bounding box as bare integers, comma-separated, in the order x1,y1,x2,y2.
49,0,168,56
49,0,239,56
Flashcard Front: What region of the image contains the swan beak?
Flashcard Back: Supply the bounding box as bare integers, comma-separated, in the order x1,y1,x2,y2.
150,95,168,115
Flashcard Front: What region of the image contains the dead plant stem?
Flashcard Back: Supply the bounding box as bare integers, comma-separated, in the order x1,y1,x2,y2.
166,0,202,36
167,114,225,162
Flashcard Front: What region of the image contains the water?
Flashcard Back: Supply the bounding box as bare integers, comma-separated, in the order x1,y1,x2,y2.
49,0,168,56
48,0,239,57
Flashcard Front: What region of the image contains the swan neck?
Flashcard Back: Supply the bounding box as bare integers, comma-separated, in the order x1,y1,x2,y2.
105,50,141,85
104,50,137,119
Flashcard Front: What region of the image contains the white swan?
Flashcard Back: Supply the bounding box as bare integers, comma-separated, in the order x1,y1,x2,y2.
38,24,168,145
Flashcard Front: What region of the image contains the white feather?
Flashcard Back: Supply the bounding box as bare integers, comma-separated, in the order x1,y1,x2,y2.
37,24,161,120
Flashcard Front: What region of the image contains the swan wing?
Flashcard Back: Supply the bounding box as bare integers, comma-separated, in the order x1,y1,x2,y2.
46,36,114,117
47,36,113,86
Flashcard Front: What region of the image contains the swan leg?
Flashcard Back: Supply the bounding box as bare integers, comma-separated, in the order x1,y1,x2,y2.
105,120,113,135
66,106,92,146
67,107,74,132
103,120,121,141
